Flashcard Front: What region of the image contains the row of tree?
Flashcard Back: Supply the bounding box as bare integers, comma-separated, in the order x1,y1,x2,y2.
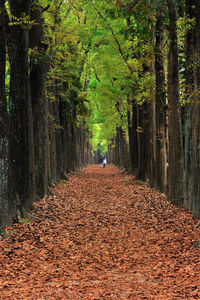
68,0,199,218
105,0,200,218
0,0,94,236
0,0,200,236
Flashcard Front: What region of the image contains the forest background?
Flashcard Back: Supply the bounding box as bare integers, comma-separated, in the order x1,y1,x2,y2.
0,0,200,236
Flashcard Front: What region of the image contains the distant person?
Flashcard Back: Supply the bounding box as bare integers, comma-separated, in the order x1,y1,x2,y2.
99,156,103,167
102,157,107,168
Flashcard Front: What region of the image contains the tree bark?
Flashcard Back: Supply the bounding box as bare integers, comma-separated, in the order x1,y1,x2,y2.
49,92,58,184
167,0,184,206
0,1,14,227
190,0,200,217
127,97,139,174
137,103,149,181
9,0,35,210
132,103,139,173
184,0,195,209
127,99,134,173
30,3,49,199
155,7,167,192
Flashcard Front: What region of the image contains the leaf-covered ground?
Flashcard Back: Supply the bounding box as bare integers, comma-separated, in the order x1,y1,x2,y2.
0,165,200,299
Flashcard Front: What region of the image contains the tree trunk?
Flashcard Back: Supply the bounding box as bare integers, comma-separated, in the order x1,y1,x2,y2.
49,93,58,184
127,99,134,172
66,122,72,171
0,1,14,228
30,3,49,199
191,104,200,217
71,123,77,171
149,44,156,188
9,0,35,210
127,97,139,174
132,103,139,173
190,0,200,217
155,7,167,192
147,97,156,187
167,0,184,206
137,104,148,181
184,0,195,209
56,96,67,179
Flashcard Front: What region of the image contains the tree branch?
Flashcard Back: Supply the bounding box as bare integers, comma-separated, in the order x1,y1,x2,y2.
92,3,133,75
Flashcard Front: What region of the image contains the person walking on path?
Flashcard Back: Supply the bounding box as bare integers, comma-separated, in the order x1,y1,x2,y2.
102,157,107,168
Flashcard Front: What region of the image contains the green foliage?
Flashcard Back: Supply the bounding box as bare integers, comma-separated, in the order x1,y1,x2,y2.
81,1,155,150
35,0,160,153
19,218,31,224
7,228,17,235
60,180,68,184
9,13,37,29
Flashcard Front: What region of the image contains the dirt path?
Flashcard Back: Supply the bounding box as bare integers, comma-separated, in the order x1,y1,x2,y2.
0,165,200,299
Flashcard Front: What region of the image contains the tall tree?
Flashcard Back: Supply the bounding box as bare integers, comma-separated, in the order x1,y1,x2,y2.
155,4,167,192
184,0,195,209
167,0,185,206
190,0,200,217
30,2,50,199
127,96,138,174
0,0,12,232
9,0,35,210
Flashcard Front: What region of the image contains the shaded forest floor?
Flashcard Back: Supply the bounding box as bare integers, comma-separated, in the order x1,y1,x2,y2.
0,165,200,299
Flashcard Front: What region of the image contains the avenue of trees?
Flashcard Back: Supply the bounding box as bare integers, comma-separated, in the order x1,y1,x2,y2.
106,0,200,218
0,0,94,235
0,0,200,235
